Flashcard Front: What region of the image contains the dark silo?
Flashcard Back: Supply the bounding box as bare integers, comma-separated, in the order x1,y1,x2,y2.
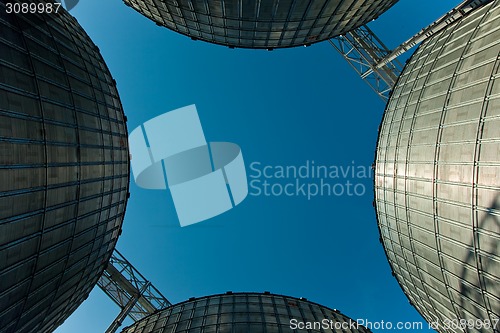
0,2,130,332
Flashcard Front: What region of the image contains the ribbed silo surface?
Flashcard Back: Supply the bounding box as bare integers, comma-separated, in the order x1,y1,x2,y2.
122,0,397,49
121,292,371,333
0,2,129,333
375,1,499,332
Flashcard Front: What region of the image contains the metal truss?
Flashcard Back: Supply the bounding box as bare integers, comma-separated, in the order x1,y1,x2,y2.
97,249,171,333
329,25,403,102
330,0,492,102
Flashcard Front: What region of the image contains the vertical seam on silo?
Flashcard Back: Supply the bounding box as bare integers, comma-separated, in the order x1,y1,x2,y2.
329,0,357,37
8,10,49,333
34,13,85,331
470,5,500,326
310,0,335,41
425,11,470,328
393,24,444,324
433,4,495,329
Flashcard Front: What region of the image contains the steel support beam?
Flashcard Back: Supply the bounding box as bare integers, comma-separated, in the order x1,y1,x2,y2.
330,0,493,102
97,249,171,332
329,25,403,102
105,282,151,333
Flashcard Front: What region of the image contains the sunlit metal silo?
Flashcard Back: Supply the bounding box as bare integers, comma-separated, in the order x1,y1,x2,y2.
0,2,129,332
120,292,372,333
374,1,500,332
122,0,398,49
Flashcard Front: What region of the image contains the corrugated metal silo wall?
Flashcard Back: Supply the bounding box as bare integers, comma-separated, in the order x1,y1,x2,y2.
375,1,499,332
122,0,398,48
0,2,130,332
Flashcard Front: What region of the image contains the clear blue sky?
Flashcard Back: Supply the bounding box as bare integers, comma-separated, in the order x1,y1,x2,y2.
55,1,459,332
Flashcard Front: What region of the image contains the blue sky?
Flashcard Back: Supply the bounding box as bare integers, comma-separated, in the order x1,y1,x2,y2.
55,1,459,332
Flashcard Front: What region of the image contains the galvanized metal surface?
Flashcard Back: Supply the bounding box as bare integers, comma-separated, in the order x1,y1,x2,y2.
375,1,500,331
122,0,397,49
120,292,372,333
0,2,130,332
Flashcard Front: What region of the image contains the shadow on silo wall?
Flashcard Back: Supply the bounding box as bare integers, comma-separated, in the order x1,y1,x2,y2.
459,193,499,333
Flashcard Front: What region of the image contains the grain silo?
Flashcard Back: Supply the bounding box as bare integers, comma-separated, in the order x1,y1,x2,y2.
122,0,398,49
0,1,129,332
374,1,500,331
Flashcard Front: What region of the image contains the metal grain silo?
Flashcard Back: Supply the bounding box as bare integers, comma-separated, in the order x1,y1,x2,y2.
0,2,129,332
120,292,372,333
122,0,397,49
374,1,499,332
